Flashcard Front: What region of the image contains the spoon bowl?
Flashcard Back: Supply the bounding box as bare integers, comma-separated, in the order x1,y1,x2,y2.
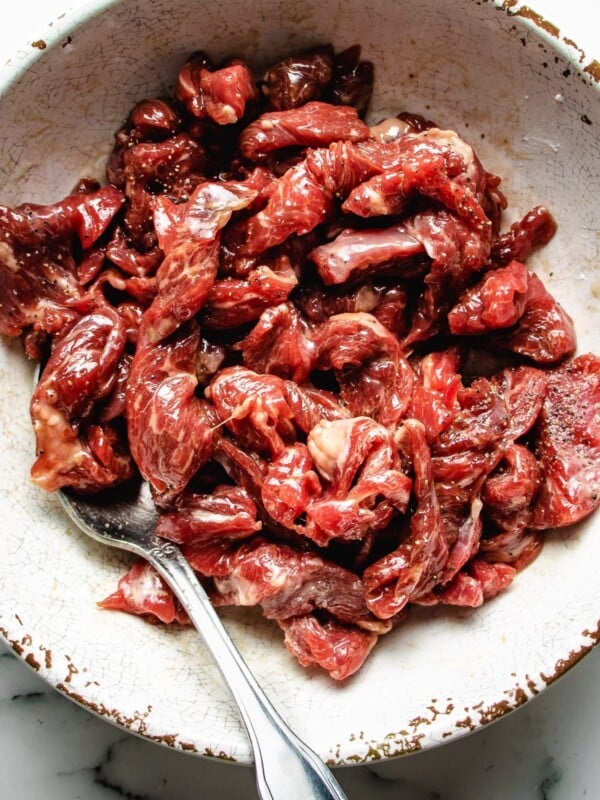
58,480,348,800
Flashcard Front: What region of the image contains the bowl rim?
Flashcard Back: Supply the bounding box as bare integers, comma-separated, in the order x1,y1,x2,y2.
1,0,599,95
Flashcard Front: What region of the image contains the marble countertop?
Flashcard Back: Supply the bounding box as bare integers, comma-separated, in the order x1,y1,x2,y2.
1,1,599,798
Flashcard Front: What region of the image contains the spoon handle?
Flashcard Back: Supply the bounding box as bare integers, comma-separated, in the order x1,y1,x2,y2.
145,539,349,800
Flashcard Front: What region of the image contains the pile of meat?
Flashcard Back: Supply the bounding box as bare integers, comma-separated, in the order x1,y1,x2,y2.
1,44,599,680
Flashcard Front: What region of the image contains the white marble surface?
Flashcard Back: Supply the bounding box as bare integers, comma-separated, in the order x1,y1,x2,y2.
1,1,599,799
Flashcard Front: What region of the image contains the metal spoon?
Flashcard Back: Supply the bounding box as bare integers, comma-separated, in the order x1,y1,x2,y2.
58,480,348,800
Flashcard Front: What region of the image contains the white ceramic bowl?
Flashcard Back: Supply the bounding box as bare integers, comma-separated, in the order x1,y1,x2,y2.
0,0,599,765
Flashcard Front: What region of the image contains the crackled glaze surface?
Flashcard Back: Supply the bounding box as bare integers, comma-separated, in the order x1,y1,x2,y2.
0,0,599,767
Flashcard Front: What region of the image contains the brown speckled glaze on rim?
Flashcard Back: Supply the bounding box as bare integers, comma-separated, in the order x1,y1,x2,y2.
4,615,600,764
0,0,598,766
503,2,600,85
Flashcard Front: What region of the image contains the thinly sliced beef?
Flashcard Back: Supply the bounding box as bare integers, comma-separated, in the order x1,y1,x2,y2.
126,323,215,500
448,260,529,335
3,45,599,681
309,224,424,285
261,443,323,530
184,536,388,640
139,178,259,346
262,46,334,111
156,485,261,543
481,443,541,531
279,615,378,680
0,186,124,337
363,420,447,619
342,129,490,234
490,272,576,365
99,561,190,625
240,302,317,383
402,208,493,346
201,256,298,330
316,312,415,426
206,365,347,457
490,205,557,267
530,354,600,529
240,101,370,159
176,57,257,124
407,349,463,443
30,307,132,492
300,280,409,337
304,416,411,545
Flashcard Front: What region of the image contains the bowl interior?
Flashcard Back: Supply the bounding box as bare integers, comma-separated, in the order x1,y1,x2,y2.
0,0,599,764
